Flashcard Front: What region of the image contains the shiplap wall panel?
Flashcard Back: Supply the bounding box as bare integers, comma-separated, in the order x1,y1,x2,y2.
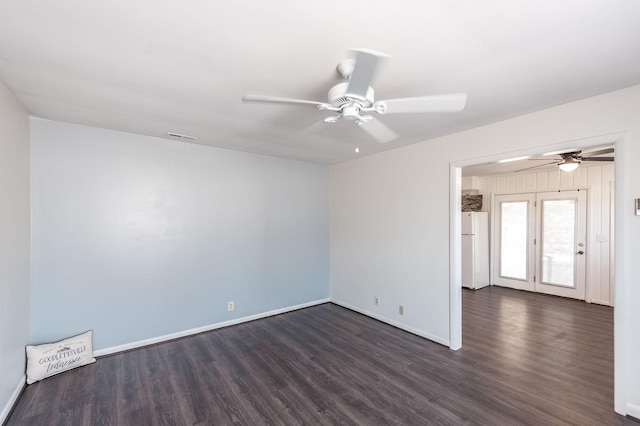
496,176,506,194
505,175,516,193
515,175,526,192
575,167,589,188
561,169,574,188
548,169,561,190
525,173,537,192
536,172,549,191
473,164,613,306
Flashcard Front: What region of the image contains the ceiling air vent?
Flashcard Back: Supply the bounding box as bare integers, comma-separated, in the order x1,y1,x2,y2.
166,132,197,140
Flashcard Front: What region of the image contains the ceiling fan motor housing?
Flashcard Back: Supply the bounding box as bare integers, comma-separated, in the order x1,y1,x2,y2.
328,81,375,108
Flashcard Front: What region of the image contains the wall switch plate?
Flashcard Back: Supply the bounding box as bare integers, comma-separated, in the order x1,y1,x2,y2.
636,198,640,216
399,305,404,315
227,301,234,311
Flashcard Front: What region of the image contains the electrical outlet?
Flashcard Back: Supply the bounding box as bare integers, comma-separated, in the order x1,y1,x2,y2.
227,301,234,311
374,296,380,306
399,305,404,315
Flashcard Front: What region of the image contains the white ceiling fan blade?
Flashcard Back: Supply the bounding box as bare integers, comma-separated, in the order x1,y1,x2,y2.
358,118,398,144
515,161,561,173
242,94,326,107
346,49,389,100
376,93,467,114
298,119,330,137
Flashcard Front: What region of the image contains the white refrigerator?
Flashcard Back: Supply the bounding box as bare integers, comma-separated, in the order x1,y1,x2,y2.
461,211,489,289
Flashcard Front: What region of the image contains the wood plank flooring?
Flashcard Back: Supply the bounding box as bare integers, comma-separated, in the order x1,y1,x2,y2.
6,286,636,425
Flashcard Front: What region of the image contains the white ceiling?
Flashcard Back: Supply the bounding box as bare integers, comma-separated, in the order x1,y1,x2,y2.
1,1,639,164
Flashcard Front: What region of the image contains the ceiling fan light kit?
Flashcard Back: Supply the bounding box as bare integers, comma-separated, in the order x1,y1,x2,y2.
514,147,614,173
558,157,580,172
242,48,467,145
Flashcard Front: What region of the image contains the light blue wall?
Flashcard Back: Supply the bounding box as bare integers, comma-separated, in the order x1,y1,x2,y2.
30,119,329,350
0,81,30,422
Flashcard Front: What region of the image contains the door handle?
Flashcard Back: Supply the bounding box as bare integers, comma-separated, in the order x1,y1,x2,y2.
576,250,584,255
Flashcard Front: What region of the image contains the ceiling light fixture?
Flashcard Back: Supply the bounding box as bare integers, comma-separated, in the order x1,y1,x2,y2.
558,157,580,172
167,132,197,140
498,156,530,163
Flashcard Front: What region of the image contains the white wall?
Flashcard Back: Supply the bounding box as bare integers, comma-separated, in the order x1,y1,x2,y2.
331,147,453,344
330,84,640,416
474,164,614,305
30,119,330,351
0,81,30,422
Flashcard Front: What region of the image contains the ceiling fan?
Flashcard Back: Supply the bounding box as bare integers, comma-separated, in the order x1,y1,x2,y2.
517,148,614,172
242,49,467,144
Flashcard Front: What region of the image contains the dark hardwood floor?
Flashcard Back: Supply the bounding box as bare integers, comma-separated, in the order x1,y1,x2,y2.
7,286,635,425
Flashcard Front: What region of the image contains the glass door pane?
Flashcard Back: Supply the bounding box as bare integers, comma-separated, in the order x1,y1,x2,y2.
540,199,576,287
500,201,529,280
494,193,535,291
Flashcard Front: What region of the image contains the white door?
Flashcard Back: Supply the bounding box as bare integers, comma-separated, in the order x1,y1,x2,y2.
493,191,587,300
494,193,536,291
534,190,587,299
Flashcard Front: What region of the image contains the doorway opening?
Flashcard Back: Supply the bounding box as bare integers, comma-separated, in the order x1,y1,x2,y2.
448,132,626,413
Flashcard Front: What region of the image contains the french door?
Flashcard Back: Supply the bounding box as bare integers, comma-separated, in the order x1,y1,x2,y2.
494,194,536,291
494,191,587,299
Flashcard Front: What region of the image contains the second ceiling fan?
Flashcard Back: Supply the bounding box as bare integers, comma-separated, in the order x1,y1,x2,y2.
242,49,467,144
517,148,615,172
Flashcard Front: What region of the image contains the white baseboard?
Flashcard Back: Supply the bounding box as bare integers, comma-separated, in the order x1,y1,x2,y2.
590,299,613,307
627,402,640,420
94,298,330,357
330,298,450,347
1,375,25,424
